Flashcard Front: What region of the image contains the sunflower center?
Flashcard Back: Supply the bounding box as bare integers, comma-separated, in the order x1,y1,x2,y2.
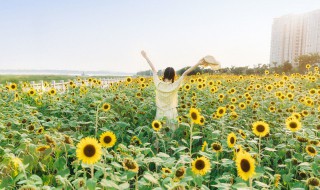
195,160,205,170
289,122,297,128
219,109,224,114
230,137,235,144
104,136,112,144
124,160,136,169
104,105,109,109
175,168,185,177
154,123,159,128
256,125,265,132
240,159,250,172
308,178,319,186
191,112,198,120
212,144,221,151
307,147,315,153
83,145,96,157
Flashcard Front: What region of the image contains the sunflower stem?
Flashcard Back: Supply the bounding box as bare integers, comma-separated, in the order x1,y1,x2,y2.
135,173,138,190
95,105,100,138
258,136,261,166
189,122,193,158
91,164,94,179
249,177,253,190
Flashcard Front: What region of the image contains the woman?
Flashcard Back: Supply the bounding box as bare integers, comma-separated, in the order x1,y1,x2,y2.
141,50,204,129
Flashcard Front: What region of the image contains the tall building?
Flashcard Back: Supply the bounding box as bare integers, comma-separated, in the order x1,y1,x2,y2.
270,9,320,67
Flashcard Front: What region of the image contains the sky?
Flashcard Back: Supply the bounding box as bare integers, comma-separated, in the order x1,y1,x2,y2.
0,0,319,73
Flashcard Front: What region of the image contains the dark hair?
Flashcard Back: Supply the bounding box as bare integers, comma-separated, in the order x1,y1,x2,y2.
163,67,175,83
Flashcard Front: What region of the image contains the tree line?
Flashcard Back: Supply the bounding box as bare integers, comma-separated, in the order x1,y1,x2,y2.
136,53,320,76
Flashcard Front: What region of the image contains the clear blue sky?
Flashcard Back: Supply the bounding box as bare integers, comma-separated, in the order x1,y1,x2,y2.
0,0,319,73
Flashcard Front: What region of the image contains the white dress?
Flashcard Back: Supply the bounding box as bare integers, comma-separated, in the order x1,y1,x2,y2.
153,72,184,121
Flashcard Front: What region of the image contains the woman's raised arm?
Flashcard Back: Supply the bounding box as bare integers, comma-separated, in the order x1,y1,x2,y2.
181,58,204,77
141,50,157,73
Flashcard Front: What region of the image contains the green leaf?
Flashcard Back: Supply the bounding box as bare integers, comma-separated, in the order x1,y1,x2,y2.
143,173,158,184
194,175,203,187
119,182,130,189
232,182,248,188
264,147,277,152
86,178,97,190
111,162,123,168
53,157,67,171
192,136,202,140
255,181,269,188
101,179,119,189
157,152,170,158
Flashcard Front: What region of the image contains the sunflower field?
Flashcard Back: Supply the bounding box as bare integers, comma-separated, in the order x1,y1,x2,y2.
0,69,319,190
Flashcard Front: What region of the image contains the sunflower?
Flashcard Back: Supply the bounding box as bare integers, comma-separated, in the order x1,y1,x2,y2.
234,145,243,155
36,126,44,134
229,105,236,111
285,118,302,132
216,106,227,117
239,102,246,109
10,83,17,91
238,129,246,139
305,145,317,157
126,77,132,83
236,151,256,181
102,103,111,112
76,137,102,164
64,135,74,145
230,111,238,120
306,64,311,69
201,141,208,152
189,108,201,124
211,142,223,152
36,145,51,152
265,85,273,91
130,136,142,146
191,156,211,176
307,177,320,187
99,131,117,148
274,174,281,188
199,116,205,126
174,167,186,180
122,158,139,173
184,84,191,91
28,88,36,96
48,88,56,96
162,167,172,175
227,132,237,148
252,121,269,137
152,120,162,131
291,113,301,120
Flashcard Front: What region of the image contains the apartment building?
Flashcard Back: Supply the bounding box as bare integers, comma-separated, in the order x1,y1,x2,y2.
270,9,320,67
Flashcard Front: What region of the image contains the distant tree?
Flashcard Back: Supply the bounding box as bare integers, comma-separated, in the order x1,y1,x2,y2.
230,66,248,75
176,66,190,76
295,53,320,73
246,68,255,75
272,62,278,68
282,61,293,73
136,69,153,76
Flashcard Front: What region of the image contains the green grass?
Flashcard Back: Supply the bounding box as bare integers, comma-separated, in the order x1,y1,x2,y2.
0,75,124,84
